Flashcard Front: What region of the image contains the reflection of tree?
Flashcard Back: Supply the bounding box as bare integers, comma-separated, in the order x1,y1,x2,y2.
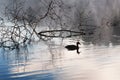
1,44,29,72
48,40,63,60
39,39,64,69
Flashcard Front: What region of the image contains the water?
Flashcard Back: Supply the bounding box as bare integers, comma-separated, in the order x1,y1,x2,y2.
0,39,120,80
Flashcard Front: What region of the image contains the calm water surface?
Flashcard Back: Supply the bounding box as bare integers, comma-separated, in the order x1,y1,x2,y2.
0,39,120,80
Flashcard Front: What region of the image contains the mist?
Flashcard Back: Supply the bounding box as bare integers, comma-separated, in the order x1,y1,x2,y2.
70,0,120,44
0,0,120,45
1,1,120,80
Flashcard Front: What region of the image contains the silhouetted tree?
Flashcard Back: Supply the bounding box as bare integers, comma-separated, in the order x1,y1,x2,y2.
1,0,70,49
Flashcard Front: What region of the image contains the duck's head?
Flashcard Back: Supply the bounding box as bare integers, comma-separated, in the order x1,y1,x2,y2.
77,42,80,45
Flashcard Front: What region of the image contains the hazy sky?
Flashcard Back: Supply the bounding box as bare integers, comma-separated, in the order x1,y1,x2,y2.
0,0,120,23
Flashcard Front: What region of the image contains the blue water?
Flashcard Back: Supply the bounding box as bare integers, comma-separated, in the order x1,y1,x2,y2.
0,39,120,80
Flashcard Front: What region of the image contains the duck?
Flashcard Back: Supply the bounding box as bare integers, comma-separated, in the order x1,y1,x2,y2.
65,42,80,54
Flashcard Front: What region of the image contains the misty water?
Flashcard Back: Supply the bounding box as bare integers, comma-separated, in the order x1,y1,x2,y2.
0,37,120,80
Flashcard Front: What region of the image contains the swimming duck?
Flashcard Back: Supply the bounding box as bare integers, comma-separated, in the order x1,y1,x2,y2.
65,42,80,54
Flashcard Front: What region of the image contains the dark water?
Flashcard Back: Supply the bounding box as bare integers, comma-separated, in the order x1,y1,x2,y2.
0,38,120,80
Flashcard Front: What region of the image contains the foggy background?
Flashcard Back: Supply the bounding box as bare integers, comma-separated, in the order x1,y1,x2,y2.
0,0,120,45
